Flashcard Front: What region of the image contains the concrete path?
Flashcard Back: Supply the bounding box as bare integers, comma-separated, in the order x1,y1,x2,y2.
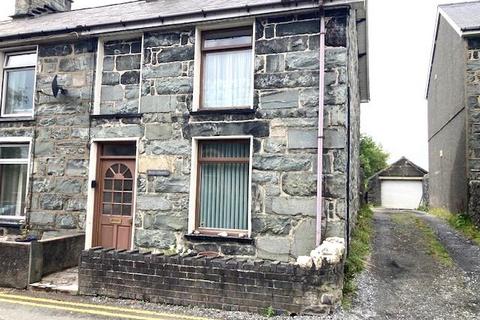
343,209,480,320
29,267,78,294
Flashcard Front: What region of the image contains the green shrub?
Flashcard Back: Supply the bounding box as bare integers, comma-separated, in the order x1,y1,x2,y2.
343,206,374,307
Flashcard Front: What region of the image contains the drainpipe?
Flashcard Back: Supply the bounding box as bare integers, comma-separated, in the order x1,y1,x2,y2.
316,3,326,247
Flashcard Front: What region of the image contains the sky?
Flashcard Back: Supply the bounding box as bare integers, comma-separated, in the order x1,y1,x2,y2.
0,0,475,170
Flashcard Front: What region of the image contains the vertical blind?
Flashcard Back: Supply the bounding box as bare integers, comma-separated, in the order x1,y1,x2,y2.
198,141,249,230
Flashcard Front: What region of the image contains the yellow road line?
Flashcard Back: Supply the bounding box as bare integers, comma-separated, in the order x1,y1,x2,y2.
0,297,174,320
0,293,214,320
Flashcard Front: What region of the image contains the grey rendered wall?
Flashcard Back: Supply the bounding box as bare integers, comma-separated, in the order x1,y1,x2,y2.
427,15,467,214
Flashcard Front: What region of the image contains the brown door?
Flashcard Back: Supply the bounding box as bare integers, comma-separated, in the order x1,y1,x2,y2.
93,143,136,250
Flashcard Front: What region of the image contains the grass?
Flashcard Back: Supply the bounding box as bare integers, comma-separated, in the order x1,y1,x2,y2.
428,208,480,246
342,205,374,308
391,211,454,267
413,217,454,267
262,306,275,317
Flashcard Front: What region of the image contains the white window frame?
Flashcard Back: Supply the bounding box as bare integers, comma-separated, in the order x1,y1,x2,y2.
188,135,253,237
0,48,38,118
0,137,32,220
192,21,256,112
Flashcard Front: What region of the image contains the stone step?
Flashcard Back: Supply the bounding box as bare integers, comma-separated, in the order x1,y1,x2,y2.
29,282,78,295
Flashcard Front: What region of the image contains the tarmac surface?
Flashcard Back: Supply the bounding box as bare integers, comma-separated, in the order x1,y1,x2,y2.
1,209,479,320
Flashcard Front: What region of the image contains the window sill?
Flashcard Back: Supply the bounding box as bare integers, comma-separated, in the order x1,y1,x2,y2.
190,108,256,116
90,113,143,120
184,233,254,244
0,117,34,122
0,216,25,228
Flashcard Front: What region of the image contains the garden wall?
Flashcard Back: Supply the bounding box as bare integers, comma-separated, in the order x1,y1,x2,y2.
79,246,344,315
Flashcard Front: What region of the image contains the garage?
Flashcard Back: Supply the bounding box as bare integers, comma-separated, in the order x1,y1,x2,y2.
367,157,428,209
380,179,424,209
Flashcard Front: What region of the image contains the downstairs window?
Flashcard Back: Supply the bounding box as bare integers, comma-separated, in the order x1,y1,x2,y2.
196,140,250,234
0,144,29,217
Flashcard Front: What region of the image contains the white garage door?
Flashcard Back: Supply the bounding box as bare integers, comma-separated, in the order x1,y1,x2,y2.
381,180,423,209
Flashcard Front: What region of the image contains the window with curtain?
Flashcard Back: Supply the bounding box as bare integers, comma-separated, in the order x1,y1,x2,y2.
197,140,250,233
2,51,36,117
201,27,253,109
0,144,29,217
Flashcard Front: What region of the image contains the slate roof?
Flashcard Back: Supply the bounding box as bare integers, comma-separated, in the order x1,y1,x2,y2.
369,157,428,180
0,0,283,39
440,1,480,32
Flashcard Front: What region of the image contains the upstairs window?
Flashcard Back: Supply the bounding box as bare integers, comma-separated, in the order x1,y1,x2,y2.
201,27,253,109
1,51,36,117
0,144,29,217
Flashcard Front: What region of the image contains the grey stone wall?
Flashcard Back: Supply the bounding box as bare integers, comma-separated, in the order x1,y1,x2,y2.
3,8,362,261
366,176,381,206
129,11,355,261
100,38,142,114
346,9,361,240
466,38,480,225
30,40,96,231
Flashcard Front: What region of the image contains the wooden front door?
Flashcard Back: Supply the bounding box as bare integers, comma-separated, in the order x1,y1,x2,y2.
93,143,136,250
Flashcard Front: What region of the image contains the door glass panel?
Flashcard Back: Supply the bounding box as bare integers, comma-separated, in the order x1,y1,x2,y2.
113,192,122,203
102,163,134,217
103,204,112,214
102,144,136,156
106,169,114,178
114,180,122,190
103,192,112,202
104,179,113,190
124,180,133,191
122,205,131,216
112,204,122,214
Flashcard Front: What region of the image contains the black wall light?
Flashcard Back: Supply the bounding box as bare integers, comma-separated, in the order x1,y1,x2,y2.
52,75,68,97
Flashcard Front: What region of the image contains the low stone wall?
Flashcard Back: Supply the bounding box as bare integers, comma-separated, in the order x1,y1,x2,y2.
78,245,344,315
40,233,85,275
0,241,42,289
0,233,85,288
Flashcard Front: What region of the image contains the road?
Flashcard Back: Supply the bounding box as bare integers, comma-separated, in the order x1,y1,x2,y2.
0,292,213,320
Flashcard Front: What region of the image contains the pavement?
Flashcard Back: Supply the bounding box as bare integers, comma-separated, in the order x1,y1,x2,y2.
29,267,79,294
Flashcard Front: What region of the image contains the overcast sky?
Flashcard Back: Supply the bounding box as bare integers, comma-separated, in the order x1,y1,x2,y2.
0,0,475,169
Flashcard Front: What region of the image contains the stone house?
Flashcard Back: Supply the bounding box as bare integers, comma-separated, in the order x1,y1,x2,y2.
427,1,480,225
0,0,369,263
367,157,428,210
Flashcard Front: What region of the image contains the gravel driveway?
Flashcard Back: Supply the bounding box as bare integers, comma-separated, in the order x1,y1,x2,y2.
337,209,480,320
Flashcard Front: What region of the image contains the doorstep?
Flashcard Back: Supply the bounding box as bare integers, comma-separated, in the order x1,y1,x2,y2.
29,267,78,295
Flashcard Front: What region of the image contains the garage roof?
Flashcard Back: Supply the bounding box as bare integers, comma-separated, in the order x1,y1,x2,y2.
371,157,428,180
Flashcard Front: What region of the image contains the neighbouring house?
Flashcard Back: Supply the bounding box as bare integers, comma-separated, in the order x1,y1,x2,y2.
367,157,428,210
0,0,369,313
427,1,480,225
